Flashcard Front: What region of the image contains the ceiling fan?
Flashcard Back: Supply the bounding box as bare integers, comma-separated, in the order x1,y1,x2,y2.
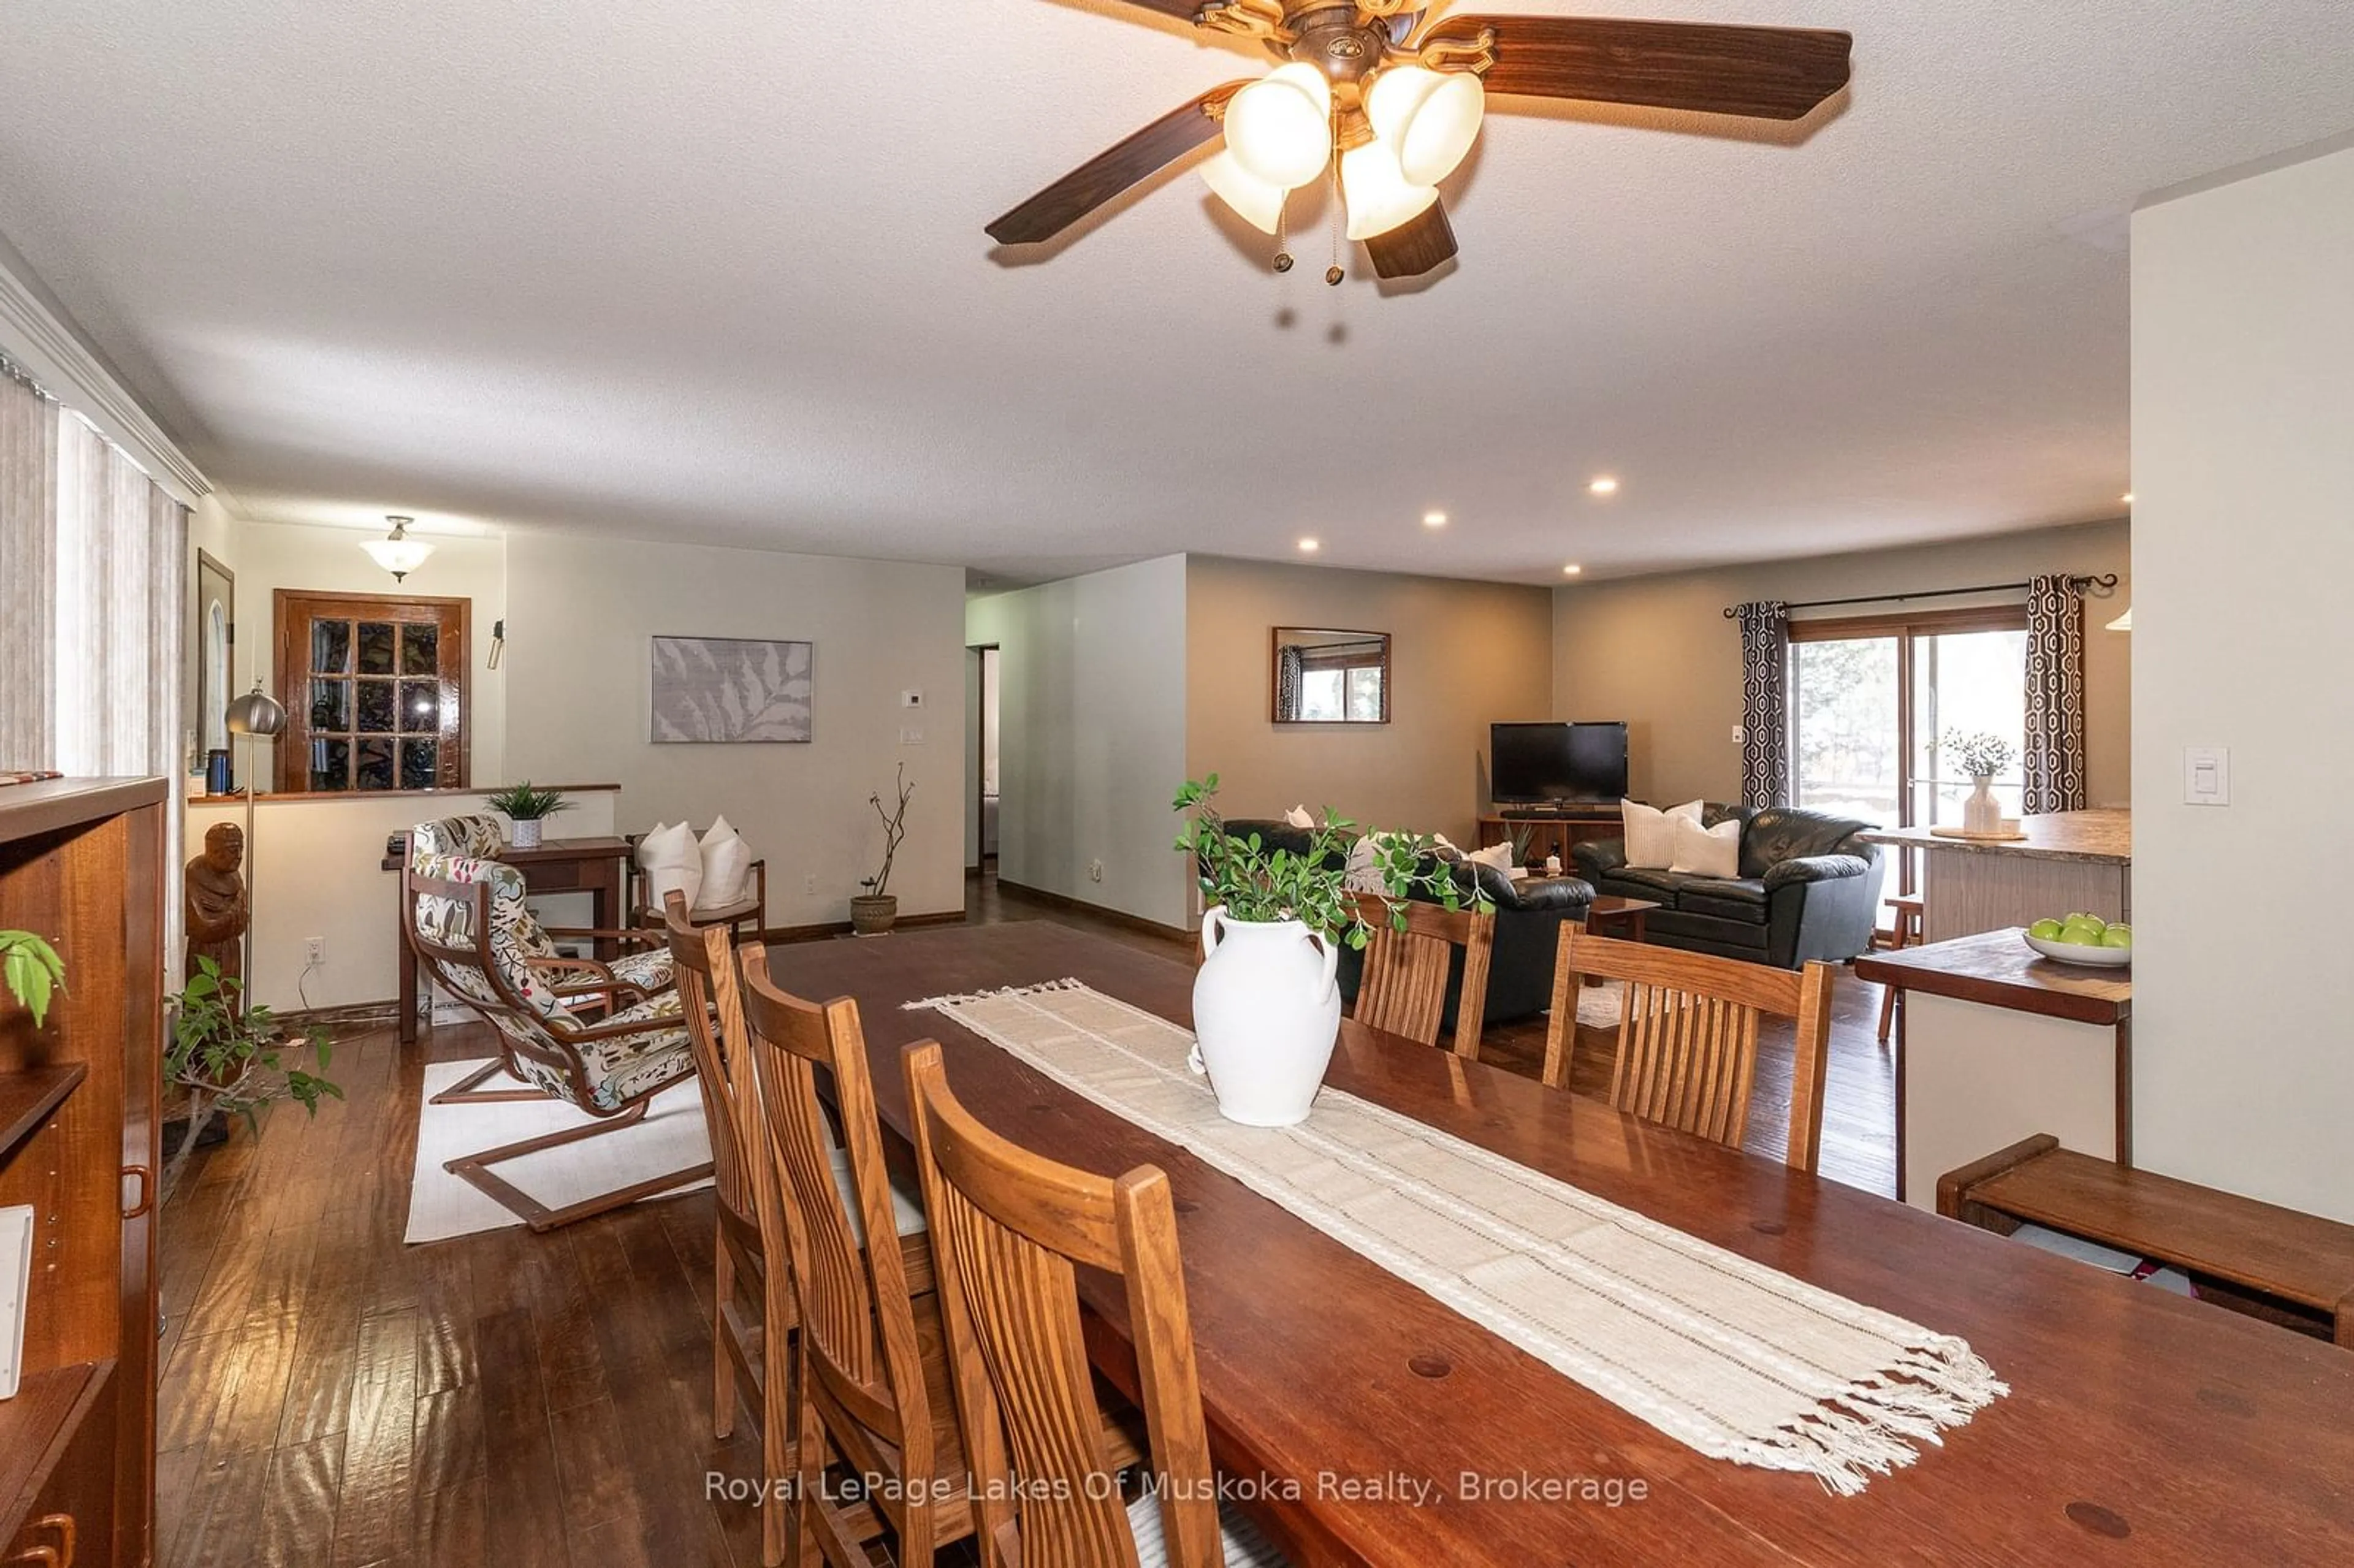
986,2,1852,279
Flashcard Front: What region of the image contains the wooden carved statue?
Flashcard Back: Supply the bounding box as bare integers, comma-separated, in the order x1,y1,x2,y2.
185,821,249,1003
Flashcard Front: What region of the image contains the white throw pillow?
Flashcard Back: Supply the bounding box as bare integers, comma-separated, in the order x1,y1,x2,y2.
1284,804,1315,829
638,820,703,914
1621,798,1704,869
1468,841,1514,873
1669,815,1742,878
1343,834,1394,894
698,818,755,910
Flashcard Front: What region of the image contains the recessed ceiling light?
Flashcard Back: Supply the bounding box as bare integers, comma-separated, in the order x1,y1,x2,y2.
1423,511,1448,528
1562,563,1583,576
2120,492,2134,504
1298,537,1320,554
1588,477,1619,496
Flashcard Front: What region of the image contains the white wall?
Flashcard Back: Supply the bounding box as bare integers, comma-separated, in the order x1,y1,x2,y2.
503,534,967,931
966,558,1190,929
187,787,616,1011
2130,144,2354,1222
230,519,509,787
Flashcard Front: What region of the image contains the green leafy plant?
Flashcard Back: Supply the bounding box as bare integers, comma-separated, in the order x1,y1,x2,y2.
862,764,915,898
1172,776,1489,950
1940,730,2018,779
486,781,571,821
163,957,342,1199
1,930,66,1027
1504,822,1538,867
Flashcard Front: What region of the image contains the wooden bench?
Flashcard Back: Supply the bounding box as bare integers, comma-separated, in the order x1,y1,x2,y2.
1941,1135,2354,1349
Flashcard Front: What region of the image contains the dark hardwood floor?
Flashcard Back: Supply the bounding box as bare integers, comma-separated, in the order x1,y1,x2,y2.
155,874,1898,1567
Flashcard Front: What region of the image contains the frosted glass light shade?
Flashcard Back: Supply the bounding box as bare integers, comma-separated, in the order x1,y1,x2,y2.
1224,64,1333,189
1200,150,1286,234
362,516,433,581
1341,139,1439,241
1366,65,1485,185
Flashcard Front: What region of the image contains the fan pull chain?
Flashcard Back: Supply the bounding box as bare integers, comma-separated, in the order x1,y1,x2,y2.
1273,192,1294,273
1325,167,1345,286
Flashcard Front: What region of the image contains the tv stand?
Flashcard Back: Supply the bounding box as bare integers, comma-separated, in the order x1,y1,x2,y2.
1478,807,1623,869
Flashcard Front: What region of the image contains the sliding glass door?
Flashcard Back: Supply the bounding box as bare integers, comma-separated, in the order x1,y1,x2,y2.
1789,608,2028,928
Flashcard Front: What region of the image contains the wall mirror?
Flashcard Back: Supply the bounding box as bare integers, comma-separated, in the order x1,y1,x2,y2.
1271,628,1390,725
192,549,235,784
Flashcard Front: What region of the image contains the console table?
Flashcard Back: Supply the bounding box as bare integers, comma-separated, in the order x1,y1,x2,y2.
384,833,632,1043
1475,808,1621,869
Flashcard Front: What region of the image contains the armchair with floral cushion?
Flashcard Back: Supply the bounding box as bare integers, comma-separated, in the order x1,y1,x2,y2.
401,813,712,1230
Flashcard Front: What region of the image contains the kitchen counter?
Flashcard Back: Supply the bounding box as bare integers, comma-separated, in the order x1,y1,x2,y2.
1863,808,2130,942
1856,929,2131,1208
1864,807,2130,866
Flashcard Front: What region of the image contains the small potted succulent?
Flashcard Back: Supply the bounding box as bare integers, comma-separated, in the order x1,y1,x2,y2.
1174,776,1487,1127
486,781,570,848
853,766,914,935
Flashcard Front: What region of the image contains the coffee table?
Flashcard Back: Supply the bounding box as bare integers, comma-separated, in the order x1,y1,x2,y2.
1586,893,1659,942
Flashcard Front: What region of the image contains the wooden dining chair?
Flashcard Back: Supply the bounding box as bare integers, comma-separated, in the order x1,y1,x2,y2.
661,895,794,1567
1541,926,1837,1174
1346,891,1496,1059
904,1042,1288,1567
734,947,961,1566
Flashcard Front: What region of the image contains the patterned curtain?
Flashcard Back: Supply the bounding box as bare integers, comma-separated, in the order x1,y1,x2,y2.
0,362,59,767
2024,574,2087,814
1274,643,1305,723
1734,601,1792,809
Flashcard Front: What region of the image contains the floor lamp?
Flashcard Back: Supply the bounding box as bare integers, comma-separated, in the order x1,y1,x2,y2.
223,681,287,999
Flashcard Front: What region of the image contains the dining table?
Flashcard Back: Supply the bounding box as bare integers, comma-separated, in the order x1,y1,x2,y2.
763,920,2354,1566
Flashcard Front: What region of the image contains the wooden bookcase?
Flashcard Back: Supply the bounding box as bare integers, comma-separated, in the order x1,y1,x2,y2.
0,779,164,1568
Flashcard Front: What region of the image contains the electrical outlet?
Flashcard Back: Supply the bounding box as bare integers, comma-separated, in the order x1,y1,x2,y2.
305,936,325,964
805,872,820,896
1089,858,1104,883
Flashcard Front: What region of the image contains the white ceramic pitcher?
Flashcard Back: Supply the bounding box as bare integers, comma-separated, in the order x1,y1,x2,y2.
1189,905,1342,1127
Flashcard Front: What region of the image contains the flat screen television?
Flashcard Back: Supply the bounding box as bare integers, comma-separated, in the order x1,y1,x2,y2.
1491,721,1629,804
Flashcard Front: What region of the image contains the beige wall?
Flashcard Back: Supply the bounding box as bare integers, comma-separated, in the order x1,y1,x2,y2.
1550,520,2133,808
1186,557,1555,850
966,557,1192,929
505,533,967,933
2130,143,2354,1222
230,519,511,787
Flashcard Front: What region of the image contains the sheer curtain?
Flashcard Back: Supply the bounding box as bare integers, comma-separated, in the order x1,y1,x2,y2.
0,363,59,767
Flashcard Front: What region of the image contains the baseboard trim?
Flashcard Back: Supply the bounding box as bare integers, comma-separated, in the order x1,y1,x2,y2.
278,999,402,1031
993,878,1192,944
757,909,969,945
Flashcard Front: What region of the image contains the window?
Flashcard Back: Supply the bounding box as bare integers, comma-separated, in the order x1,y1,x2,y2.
1789,606,2028,923
273,590,469,792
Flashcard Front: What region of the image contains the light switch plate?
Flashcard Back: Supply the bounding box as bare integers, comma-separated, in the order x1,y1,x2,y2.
2184,747,2230,806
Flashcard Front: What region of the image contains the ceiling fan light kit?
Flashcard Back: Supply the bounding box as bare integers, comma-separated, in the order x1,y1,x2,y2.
984,3,1852,281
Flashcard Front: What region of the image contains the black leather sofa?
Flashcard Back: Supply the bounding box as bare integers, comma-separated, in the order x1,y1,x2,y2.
1572,805,1882,970
1216,821,1594,1029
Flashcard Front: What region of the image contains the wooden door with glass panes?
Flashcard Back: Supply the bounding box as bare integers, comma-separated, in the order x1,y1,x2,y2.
273,590,470,793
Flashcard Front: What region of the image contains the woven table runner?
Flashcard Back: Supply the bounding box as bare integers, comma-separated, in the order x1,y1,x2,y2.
908,980,2004,1495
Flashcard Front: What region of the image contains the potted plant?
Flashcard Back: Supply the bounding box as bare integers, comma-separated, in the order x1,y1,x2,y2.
1940,730,2019,837
0,929,65,1027
853,765,914,936
487,781,569,848
162,958,342,1200
1173,776,1487,1127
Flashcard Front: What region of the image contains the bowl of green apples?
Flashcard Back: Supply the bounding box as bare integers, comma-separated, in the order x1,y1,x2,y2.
2024,913,2132,968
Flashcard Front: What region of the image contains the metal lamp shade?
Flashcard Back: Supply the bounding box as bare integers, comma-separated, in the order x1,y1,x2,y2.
224,685,288,737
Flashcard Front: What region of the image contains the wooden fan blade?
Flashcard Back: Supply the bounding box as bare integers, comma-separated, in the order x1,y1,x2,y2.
986,82,1247,245
1420,16,1851,121
1363,199,1457,280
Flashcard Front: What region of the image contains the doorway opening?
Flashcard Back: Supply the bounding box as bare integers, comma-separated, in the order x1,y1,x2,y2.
968,644,1000,873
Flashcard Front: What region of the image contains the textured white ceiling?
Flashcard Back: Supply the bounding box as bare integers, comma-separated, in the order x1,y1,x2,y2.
3,1,2353,583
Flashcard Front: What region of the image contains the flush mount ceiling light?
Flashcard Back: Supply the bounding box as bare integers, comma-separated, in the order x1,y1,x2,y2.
361,515,433,582
985,5,1851,281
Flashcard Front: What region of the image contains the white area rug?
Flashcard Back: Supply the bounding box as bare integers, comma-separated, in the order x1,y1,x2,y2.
1574,983,1625,1030
404,1059,713,1245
